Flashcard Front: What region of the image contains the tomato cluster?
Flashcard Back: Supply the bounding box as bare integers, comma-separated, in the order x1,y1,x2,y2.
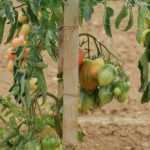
5,13,38,93
79,57,130,113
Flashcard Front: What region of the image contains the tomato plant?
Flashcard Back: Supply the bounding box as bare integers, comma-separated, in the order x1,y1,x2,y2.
0,0,149,149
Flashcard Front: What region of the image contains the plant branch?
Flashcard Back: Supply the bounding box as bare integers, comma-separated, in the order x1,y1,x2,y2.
14,4,26,9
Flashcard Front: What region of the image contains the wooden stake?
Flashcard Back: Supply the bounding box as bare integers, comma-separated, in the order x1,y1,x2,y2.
58,28,64,101
63,0,79,147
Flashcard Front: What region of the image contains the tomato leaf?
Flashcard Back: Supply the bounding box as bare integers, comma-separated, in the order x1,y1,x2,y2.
115,5,128,29
4,0,16,24
136,6,149,43
138,49,150,91
82,2,94,21
124,8,134,31
142,81,150,103
0,17,6,43
103,6,114,37
5,21,18,43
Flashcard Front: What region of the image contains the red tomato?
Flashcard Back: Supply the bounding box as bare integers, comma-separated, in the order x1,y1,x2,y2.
12,35,25,48
61,49,84,67
7,60,14,72
6,48,16,61
79,48,84,66
23,48,30,58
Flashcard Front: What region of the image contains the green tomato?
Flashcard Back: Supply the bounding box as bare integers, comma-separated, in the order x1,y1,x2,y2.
42,136,60,150
24,141,41,150
80,91,95,112
117,92,128,103
115,81,130,93
144,17,150,28
141,29,150,48
123,81,131,92
114,87,122,96
97,64,116,86
98,87,113,106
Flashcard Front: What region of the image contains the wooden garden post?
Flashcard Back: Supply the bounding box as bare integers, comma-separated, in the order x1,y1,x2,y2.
63,0,79,148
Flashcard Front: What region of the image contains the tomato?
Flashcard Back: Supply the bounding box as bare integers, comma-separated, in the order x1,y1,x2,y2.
97,64,116,86
29,77,38,92
79,59,98,91
140,29,150,47
42,136,60,150
98,86,113,106
62,48,84,66
90,57,105,78
113,87,122,96
12,35,25,48
19,24,31,36
144,17,150,29
116,81,130,93
6,48,16,61
7,60,14,72
24,140,41,150
80,90,95,112
122,81,131,92
79,48,84,66
23,48,30,58
18,13,28,24
117,92,128,103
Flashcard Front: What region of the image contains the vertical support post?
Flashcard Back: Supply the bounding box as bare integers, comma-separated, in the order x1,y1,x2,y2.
58,28,64,101
63,0,79,148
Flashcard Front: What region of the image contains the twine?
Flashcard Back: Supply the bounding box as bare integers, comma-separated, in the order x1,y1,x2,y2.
59,25,78,31
63,92,79,97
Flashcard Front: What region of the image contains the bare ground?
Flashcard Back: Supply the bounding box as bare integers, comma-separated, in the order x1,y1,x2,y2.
1,1,150,150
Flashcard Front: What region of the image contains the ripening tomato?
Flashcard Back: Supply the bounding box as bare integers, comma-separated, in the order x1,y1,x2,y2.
6,48,16,61
23,48,30,58
29,77,38,92
79,48,84,66
90,58,105,78
12,35,25,48
97,64,116,86
19,24,31,36
23,40,29,46
7,60,14,72
61,48,84,67
18,13,28,24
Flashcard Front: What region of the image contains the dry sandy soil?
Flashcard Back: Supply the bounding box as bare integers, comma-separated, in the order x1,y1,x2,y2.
1,1,150,150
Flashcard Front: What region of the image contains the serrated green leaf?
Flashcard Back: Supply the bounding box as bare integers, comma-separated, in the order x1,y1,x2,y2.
5,21,18,43
142,81,150,103
27,5,38,24
138,50,150,91
27,0,41,15
82,1,94,21
4,0,16,24
103,6,114,37
124,8,134,31
136,6,149,43
0,17,6,43
115,5,128,29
